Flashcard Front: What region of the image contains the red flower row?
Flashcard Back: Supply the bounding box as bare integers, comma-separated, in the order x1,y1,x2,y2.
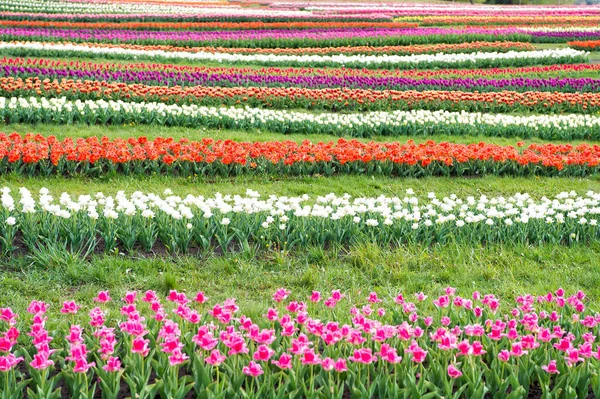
1,133,599,176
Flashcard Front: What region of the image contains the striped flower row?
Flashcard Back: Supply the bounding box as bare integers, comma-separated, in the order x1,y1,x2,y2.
0,42,586,69
0,188,599,255
2,97,600,140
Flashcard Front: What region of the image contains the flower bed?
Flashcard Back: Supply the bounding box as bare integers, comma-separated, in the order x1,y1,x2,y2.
1,287,599,398
2,99,600,140
2,77,599,113
568,40,600,51
0,134,599,178
0,188,598,255
0,42,585,69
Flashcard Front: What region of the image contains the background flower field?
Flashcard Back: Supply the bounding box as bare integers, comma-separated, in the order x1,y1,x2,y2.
1,0,600,398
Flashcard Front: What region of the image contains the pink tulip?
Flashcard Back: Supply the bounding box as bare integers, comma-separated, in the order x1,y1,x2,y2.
350,348,377,364
542,360,560,374
394,293,404,304
565,348,583,366
142,290,158,303
415,292,427,301
0,354,23,372
123,291,137,304
242,361,264,377
253,345,275,362
334,358,348,372
331,290,344,302
103,356,121,372
131,337,150,357
168,349,189,366
447,364,462,379
301,348,321,365
30,351,54,370
498,350,511,362
194,291,208,304
272,353,293,370
73,358,95,373
433,295,450,308
368,292,382,303
264,308,278,322
27,301,48,315
205,349,226,366
273,288,291,303
309,291,321,303
0,308,17,324
94,291,111,303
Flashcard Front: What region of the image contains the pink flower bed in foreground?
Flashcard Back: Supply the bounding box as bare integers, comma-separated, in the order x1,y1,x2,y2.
1,287,599,398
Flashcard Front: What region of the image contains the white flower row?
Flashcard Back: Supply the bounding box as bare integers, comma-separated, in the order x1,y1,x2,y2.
0,41,587,67
0,0,310,16
3,187,600,230
4,97,600,138
0,0,258,15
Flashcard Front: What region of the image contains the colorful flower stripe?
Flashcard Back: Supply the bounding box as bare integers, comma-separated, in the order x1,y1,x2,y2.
3,77,599,113
1,287,600,398
7,56,599,81
404,16,600,26
3,98,600,141
0,42,585,69
6,63,599,93
0,19,418,30
0,11,392,23
568,40,600,51
1,134,599,178
0,189,599,254
0,27,538,48
0,40,534,56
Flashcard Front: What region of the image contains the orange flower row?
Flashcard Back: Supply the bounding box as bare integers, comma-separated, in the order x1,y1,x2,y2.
4,77,599,112
409,15,600,26
0,19,418,30
568,40,600,50
2,133,599,173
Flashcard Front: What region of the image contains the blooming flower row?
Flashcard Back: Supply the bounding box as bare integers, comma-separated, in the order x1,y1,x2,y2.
402,15,600,26
3,76,599,113
568,40,600,51
0,286,599,398
0,133,598,177
6,62,599,93
0,40,535,56
2,98,600,141
0,42,583,69
7,56,599,80
0,19,419,31
0,188,599,254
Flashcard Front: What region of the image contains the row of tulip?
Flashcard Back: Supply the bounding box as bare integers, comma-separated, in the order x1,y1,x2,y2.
0,11,394,23
7,64,600,93
0,27,538,49
4,77,599,113
0,42,584,70
568,40,600,51
0,0,260,17
400,15,600,26
0,134,598,177
0,41,535,57
0,188,598,255
4,27,600,47
0,20,420,31
3,98,600,141
5,0,600,17
8,57,599,81
2,286,598,399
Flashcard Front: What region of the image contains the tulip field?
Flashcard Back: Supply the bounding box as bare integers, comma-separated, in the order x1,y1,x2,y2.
3,1,600,398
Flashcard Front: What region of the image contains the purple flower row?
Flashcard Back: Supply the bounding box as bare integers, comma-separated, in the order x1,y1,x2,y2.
0,27,525,41
5,65,600,93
